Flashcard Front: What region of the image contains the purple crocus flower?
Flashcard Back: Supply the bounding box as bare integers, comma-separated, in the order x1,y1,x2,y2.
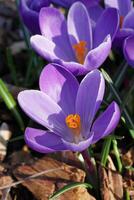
19,0,100,34
104,0,134,67
31,2,119,76
18,64,120,153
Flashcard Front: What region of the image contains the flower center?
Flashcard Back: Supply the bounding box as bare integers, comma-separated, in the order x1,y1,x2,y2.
120,16,124,28
73,41,87,64
65,114,81,135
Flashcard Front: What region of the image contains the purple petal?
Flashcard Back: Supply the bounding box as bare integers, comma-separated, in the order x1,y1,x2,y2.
18,90,67,136
123,9,134,29
61,61,89,76
88,4,103,26
67,2,92,50
19,0,40,34
114,28,134,48
91,102,120,144
93,8,119,47
29,0,50,12
84,35,111,70
39,64,79,115
76,70,105,138
124,35,134,67
104,0,132,16
52,0,100,8
62,134,94,152
39,7,75,60
30,35,70,61
25,128,67,153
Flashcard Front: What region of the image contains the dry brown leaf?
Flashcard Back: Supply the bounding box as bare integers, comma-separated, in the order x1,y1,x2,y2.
122,147,134,167
14,156,95,200
0,123,12,161
99,156,123,200
8,149,32,167
49,151,83,169
0,174,13,198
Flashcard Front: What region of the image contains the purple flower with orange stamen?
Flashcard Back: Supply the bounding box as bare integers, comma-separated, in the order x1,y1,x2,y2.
104,0,134,67
18,64,120,153
30,2,119,75
19,0,100,34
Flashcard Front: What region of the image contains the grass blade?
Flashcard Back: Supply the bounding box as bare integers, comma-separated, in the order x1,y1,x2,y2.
0,79,25,131
112,139,122,173
49,182,92,200
101,136,112,166
101,69,134,139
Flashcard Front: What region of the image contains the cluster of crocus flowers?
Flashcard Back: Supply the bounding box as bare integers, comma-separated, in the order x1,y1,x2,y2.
18,1,121,154
30,2,119,75
18,64,120,153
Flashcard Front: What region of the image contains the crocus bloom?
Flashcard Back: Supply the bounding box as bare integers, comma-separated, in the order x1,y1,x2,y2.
104,0,134,66
31,2,119,75
19,0,100,34
18,64,120,153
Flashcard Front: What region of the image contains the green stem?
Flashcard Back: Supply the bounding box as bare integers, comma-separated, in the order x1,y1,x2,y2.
0,79,25,131
101,136,112,166
82,149,96,174
24,51,34,86
125,190,131,200
112,139,122,173
11,108,25,132
81,149,98,188
101,69,134,139
9,135,24,142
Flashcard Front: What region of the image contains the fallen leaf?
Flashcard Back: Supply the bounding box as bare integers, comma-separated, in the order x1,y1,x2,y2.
14,156,95,200
99,156,123,200
122,147,134,167
0,123,12,161
0,174,13,199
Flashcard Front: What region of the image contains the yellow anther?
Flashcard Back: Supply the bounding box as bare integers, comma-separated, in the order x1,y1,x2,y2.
73,41,87,64
120,16,124,28
65,114,81,135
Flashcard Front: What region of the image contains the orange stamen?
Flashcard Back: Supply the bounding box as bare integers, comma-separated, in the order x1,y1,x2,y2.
65,114,81,135
73,41,87,64
120,16,124,28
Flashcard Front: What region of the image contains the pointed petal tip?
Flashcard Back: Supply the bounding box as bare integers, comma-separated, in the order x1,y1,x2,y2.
94,7,119,47
91,101,120,144
84,34,111,71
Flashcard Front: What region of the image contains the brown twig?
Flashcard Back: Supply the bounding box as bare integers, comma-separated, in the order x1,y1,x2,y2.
0,167,62,190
